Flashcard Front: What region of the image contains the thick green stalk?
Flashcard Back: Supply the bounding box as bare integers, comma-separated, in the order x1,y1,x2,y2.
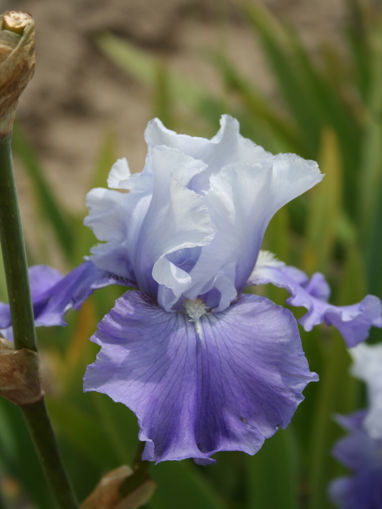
0,135,36,351
22,400,79,509
0,134,79,509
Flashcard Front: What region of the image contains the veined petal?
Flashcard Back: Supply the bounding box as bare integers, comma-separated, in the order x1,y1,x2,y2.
0,261,125,339
249,251,382,347
84,291,317,463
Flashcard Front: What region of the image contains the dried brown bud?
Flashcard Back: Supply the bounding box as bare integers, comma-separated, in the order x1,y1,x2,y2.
82,466,155,509
0,339,43,406
0,11,35,136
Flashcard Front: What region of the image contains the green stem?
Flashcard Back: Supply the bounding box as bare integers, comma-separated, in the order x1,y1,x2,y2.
119,442,150,497
0,134,78,508
22,400,78,508
132,441,146,472
0,135,36,351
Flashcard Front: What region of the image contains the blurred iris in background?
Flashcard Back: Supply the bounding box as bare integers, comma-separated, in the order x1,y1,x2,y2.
330,343,382,509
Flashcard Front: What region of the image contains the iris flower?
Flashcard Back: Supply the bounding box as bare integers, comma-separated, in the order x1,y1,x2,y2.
1,116,381,463
330,344,382,508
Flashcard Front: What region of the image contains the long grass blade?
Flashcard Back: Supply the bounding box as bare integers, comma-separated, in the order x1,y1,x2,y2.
12,125,75,263
247,428,299,509
213,53,304,153
304,129,342,273
238,0,321,155
97,33,226,129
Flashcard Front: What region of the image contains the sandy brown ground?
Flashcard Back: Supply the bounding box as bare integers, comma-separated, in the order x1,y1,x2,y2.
0,0,345,264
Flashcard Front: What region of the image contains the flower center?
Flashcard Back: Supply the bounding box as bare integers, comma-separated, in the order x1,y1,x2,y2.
184,298,208,338
184,298,208,321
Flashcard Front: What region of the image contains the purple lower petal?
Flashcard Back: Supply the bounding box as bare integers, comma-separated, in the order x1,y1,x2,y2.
84,291,317,463
250,261,382,347
1,261,126,339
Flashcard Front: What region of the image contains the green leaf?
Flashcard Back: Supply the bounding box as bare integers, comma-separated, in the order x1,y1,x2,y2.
247,428,300,509
359,29,382,297
149,461,225,509
96,33,226,129
71,128,118,261
12,125,75,263
307,333,356,509
285,29,361,212
239,0,321,155
213,53,304,153
89,393,137,465
0,249,7,301
0,398,54,508
153,60,174,128
90,128,118,190
46,399,120,468
304,129,342,273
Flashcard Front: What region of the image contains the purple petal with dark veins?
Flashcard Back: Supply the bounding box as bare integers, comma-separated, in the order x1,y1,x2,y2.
84,291,317,463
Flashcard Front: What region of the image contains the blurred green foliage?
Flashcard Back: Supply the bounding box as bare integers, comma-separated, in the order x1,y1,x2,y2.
1,0,381,507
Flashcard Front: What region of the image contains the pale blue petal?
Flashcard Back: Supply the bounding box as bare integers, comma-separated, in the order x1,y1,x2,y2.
133,146,215,307
84,186,151,282
183,154,322,310
85,117,322,312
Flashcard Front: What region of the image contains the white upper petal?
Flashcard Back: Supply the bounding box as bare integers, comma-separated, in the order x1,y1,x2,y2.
145,114,270,191
84,186,151,280
183,153,322,309
107,158,131,189
85,115,323,310
351,343,382,439
133,146,216,307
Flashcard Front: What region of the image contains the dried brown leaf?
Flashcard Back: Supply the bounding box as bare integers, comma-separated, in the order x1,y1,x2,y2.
82,465,155,509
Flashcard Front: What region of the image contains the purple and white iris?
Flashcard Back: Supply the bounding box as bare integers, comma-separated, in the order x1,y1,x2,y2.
1,116,381,463
330,344,382,509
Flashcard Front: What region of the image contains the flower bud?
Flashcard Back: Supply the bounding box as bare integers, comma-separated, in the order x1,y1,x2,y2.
0,11,35,136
